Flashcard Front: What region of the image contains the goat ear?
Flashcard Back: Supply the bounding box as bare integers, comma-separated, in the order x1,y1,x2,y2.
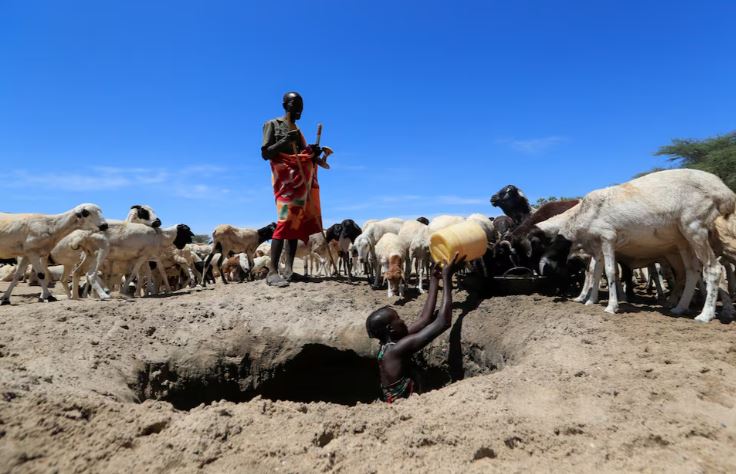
131,204,142,209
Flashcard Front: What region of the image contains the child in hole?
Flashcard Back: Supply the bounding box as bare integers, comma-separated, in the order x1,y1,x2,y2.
365,253,465,403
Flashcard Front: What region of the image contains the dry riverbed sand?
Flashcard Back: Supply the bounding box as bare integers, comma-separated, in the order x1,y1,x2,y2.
0,278,735,473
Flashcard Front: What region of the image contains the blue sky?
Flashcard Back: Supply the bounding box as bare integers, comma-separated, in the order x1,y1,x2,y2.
2,1,735,234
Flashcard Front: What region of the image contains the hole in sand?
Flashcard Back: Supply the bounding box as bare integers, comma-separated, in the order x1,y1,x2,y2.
132,340,503,409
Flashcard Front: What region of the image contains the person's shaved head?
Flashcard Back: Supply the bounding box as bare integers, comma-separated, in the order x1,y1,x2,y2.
366,306,406,342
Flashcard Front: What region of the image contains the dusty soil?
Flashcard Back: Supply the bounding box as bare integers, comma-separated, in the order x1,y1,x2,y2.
1,276,735,473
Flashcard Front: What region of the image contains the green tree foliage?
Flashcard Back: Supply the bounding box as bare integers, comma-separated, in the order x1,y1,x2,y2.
653,131,736,191
192,234,210,244
535,196,581,207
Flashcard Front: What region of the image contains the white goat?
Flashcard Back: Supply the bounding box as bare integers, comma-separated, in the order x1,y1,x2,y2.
50,205,162,300
101,223,194,297
0,204,108,304
428,215,465,233
398,220,429,293
361,218,404,286
536,169,735,322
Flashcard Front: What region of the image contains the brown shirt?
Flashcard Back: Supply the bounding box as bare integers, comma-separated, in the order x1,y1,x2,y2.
261,117,306,160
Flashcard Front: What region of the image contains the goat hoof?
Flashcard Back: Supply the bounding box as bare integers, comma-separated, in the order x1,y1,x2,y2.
671,306,688,315
46,295,57,302
604,305,618,314
0,299,10,306
694,313,714,323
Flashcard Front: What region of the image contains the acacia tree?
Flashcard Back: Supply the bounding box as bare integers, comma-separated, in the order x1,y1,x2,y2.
653,131,736,191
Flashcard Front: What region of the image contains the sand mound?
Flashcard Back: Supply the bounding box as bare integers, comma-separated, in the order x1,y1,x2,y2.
1,279,735,472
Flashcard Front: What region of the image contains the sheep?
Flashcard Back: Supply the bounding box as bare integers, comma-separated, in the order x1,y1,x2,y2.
188,243,213,260
361,218,404,286
152,246,203,290
349,243,361,276
51,230,110,300
201,222,277,285
282,239,314,276
532,169,735,322
398,220,429,292
250,255,271,280
279,233,335,278
310,235,340,277
354,233,374,279
375,232,410,298
101,223,194,297
255,241,271,258
50,204,164,301
490,184,532,224
428,215,465,233
467,214,495,242
220,254,249,282
0,204,108,304
106,205,161,228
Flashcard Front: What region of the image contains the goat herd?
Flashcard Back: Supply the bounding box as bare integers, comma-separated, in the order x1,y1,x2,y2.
2,168,736,324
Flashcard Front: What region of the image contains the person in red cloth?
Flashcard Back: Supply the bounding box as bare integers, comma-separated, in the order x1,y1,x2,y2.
261,91,325,287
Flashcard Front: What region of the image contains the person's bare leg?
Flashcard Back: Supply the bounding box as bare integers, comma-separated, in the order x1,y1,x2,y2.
283,239,299,281
267,239,289,287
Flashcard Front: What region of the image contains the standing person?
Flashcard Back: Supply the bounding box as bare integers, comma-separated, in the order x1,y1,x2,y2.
261,92,325,287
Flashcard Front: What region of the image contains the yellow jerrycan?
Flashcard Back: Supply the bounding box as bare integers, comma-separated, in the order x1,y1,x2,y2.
430,221,488,264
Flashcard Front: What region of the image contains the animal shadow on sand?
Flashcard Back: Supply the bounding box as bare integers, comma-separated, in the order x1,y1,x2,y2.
560,290,733,325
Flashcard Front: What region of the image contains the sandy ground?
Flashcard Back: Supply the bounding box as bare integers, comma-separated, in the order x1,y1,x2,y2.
0,275,735,473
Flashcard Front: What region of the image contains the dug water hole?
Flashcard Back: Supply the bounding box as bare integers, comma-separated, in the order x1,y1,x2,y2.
132,335,508,409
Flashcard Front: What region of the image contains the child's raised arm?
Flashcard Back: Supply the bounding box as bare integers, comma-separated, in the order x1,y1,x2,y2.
406,263,442,334
391,254,465,357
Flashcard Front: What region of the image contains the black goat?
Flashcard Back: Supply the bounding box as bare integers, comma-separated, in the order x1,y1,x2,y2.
491,185,532,224
509,200,581,293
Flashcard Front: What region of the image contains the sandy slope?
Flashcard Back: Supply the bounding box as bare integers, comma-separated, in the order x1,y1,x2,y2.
0,278,735,473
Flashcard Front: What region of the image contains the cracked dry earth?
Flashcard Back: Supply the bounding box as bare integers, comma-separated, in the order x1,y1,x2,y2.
0,278,735,473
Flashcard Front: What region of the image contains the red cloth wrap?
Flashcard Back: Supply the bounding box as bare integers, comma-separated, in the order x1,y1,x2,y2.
270,140,322,243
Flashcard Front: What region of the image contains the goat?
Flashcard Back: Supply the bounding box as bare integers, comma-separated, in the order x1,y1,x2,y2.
360,218,404,287
491,185,532,224
428,215,465,233
325,219,362,279
509,200,581,270
50,204,163,300
101,223,194,297
201,222,277,285
0,204,108,304
375,233,409,298
533,169,735,322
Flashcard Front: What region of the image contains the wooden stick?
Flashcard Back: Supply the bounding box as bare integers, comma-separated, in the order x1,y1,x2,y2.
291,126,338,276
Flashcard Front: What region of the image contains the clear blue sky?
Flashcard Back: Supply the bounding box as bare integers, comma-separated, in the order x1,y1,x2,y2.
2,1,735,234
